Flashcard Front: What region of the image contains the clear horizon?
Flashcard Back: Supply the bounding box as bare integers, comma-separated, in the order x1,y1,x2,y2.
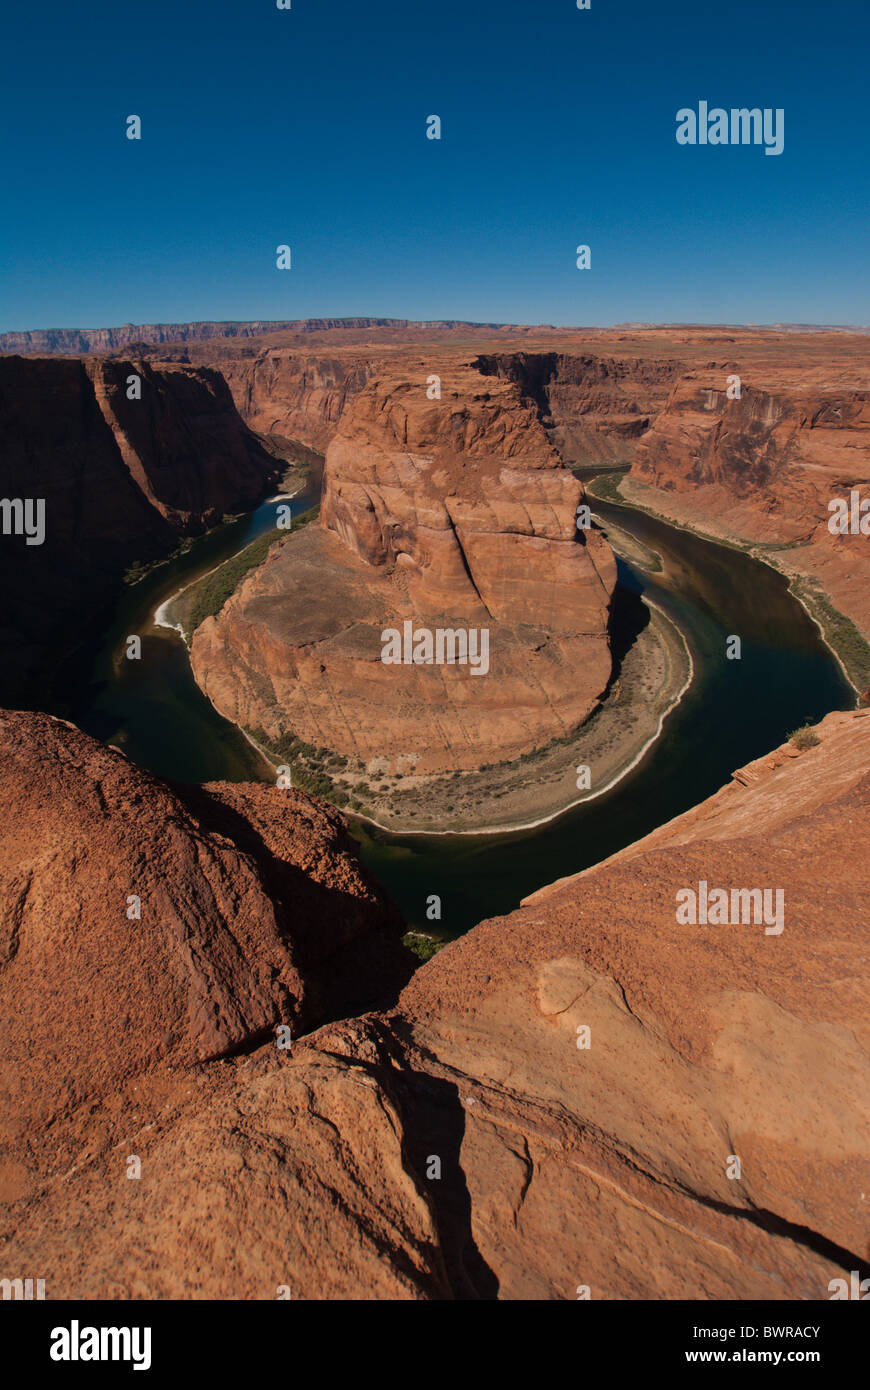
3,0,868,333
2,315,869,335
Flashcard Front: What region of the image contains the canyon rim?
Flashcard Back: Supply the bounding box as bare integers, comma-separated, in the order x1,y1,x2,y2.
1,318,868,1316
3,0,870,1347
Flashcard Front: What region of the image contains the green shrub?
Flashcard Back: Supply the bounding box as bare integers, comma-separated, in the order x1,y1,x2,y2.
403,932,446,963
187,532,283,633
186,506,318,635
789,724,821,750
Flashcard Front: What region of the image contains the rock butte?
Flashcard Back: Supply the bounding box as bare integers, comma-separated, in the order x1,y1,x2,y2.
1,707,868,1298
190,360,617,773
182,327,870,770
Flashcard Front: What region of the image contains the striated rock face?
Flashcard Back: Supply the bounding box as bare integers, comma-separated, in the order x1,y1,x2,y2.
214,345,683,474
0,709,410,1203
0,317,505,357
0,355,281,702
629,363,870,639
218,350,376,452
86,358,283,530
191,360,617,773
475,351,684,466
3,709,868,1297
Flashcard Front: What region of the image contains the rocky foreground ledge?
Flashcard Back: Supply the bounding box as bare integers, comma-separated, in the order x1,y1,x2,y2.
1,708,868,1298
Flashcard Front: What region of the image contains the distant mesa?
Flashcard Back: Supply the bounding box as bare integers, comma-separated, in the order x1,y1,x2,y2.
0,318,519,356
3,317,868,357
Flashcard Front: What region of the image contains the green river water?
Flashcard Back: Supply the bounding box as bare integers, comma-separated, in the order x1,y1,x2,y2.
57,483,855,939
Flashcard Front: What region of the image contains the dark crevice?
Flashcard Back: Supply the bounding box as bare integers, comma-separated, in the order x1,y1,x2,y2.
443,501,493,621
317,1021,500,1301
689,1192,870,1279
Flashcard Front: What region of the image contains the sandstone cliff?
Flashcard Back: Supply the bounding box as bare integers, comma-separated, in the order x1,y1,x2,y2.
191,359,618,774
0,318,516,357
2,708,867,1298
0,355,282,703
474,350,684,466
217,350,377,452
627,360,870,663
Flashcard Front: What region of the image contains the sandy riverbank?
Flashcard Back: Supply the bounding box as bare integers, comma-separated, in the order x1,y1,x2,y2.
239,581,693,837
363,601,691,835
152,490,302,640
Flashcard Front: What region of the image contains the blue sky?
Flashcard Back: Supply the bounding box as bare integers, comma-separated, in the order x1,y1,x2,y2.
2,0,868,330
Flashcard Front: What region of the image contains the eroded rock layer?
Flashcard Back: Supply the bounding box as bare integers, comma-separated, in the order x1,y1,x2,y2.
0,356,282,702
2,709,867,1298
190,360,617,773
474,350,685,466
217,351,377,452
628,361,870,646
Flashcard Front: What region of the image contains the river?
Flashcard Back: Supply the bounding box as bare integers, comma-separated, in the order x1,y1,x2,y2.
57,481,855,939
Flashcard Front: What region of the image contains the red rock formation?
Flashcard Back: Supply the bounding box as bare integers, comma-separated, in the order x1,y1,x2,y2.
0,355,282,702
629,359,870,641
0,709,410,1203
475,350,684,466
191,359,617,773
218,351,376,452
2,708,867,1298
5,320,868,727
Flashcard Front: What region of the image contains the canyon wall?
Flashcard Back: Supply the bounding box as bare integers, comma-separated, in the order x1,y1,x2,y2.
2,705,867,1297
217,350,377,452
0,318,517,357
210,344,684,474
1,322,867,1298
5,323,868,716
474,351,684,466
627,363,870,648
190,359,618,773
0,356,282,703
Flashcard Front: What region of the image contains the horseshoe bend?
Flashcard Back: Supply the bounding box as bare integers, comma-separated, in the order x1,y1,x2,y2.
1,319,869,1305
188,357,629,828
6,0,870,1339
